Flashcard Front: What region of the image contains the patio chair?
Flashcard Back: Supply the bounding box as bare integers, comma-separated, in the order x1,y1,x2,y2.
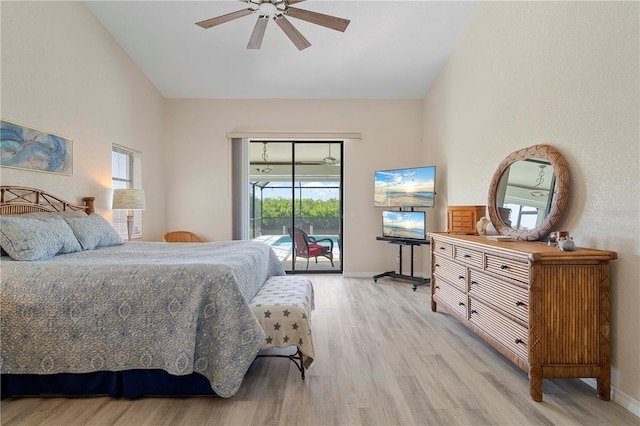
288,227,334,270
162,231,205,243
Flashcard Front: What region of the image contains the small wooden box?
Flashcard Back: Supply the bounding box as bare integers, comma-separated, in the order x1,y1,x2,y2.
447,205,486,235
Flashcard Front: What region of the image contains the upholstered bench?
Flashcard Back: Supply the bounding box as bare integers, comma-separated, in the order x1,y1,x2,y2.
249,275,315,379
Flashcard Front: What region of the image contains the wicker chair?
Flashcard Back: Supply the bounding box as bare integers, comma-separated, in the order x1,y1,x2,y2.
162,231,205,243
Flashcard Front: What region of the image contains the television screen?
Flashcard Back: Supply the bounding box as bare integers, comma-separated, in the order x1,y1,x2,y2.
374,166,436,207
382,211,426,240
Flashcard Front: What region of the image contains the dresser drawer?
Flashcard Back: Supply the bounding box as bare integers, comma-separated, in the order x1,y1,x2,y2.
433,279,468,319
470,298,528,361
485,254,530,283
469,270,529,324
454,246,484,269
451,213,474,228
450,224,474,233
433,255,467,291
451,210,474,217
433,240,453,258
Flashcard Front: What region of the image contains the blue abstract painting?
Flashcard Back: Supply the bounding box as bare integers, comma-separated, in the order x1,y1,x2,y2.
0,120,72,175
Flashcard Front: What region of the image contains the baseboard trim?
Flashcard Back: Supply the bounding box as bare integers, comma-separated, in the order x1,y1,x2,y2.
581,378,639,417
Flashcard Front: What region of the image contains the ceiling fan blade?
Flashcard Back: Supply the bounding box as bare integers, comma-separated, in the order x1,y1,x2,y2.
274,15,311,51
287,7,350,32
247,15,269,49
195,8,253,29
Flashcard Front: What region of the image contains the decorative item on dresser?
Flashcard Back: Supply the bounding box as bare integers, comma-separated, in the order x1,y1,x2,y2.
429,232,617,402
447,205,486,234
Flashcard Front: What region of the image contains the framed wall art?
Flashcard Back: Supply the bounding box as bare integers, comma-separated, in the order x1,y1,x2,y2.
0,119,73,175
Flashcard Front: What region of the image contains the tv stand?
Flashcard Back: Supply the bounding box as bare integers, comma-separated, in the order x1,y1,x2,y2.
373,237,430,290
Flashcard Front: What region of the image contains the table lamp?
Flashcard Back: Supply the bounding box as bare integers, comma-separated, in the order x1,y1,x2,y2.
112,189,146,241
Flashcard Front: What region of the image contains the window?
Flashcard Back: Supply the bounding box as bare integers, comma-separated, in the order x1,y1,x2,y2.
112,144,143,239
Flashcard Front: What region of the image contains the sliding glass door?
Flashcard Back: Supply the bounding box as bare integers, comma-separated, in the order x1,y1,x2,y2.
249,141,342,273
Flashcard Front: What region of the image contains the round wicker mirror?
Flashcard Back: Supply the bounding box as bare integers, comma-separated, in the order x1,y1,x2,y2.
487,144,569,241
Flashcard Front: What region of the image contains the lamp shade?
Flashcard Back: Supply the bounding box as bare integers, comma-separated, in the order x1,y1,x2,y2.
112,189,146,210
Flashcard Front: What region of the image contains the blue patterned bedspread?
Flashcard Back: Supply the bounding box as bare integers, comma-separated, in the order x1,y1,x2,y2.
0,241,285,397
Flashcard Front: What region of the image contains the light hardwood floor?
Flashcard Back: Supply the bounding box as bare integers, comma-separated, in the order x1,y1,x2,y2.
2,275,638,426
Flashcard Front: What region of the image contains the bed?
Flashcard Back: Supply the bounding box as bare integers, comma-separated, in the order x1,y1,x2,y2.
0,186,286,398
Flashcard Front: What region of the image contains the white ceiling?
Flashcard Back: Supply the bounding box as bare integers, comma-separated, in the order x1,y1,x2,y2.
84,0,481,99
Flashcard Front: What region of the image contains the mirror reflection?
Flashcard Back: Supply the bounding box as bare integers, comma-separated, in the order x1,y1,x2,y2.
495,158,554,231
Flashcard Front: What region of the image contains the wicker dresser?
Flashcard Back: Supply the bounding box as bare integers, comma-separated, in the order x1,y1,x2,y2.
429,232,617,401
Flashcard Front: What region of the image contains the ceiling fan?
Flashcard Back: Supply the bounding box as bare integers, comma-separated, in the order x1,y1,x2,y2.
195,0,350,51
322,144,340,166
297,145,340,166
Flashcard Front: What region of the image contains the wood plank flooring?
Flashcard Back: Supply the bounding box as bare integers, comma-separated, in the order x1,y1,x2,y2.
2,275,638,425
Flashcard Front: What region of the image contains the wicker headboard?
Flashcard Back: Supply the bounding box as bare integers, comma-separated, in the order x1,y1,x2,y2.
0,186,95,215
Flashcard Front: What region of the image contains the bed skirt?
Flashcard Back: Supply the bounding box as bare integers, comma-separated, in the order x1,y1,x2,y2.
1,370,216,398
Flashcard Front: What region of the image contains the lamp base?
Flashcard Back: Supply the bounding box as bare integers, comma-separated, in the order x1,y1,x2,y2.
126,213,134,242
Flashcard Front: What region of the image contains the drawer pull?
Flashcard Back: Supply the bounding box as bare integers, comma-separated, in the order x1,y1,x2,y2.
470,280,478,285
458,275,465,280
435,285,440,289
514,337,524,345
439,246,446,250
500,264,509,270
458,302,465,306
435,263,440,267
463,254,471,258
515,300,525,306
471,309,478,314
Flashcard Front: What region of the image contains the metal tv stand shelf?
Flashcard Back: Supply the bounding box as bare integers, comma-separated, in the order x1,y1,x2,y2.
373,236,430,290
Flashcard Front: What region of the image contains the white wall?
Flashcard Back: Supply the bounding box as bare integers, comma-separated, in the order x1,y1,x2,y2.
163,99,425,276
0,1,167,239
423,0,639,410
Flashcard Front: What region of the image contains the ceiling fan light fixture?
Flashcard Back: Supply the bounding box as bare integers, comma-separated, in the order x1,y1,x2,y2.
258,2,278,15
322,144,340,166
530,164,547,196
260,142,272,173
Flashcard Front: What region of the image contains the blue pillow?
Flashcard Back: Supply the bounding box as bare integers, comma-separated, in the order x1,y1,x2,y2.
0,215,82,261
64,213,124,250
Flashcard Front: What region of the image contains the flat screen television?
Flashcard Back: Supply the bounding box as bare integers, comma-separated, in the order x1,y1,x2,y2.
382,210,426,240
374,166,436,207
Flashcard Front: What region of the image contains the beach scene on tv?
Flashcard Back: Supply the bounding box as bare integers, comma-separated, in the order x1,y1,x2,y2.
382,211,426,240
374,166,436,207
